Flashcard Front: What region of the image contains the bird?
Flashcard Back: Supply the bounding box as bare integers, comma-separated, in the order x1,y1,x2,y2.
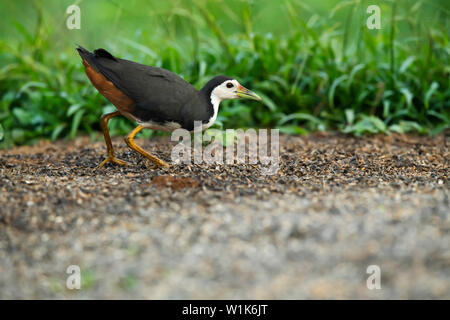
76,46,262,169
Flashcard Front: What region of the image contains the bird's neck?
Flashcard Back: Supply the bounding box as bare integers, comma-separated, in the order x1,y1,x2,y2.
207,92,221,123
198,87,222,129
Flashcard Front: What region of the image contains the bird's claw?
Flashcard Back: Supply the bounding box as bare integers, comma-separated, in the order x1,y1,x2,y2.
147,159,170,169
98,156,131,168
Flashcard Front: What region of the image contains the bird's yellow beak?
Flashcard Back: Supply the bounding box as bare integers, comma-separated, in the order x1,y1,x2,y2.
237,84,262,101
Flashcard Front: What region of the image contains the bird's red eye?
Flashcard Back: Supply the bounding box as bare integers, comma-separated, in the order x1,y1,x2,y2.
226,82,234,88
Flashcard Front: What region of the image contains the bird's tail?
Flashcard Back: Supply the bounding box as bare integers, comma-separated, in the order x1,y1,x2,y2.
92,48,117,61
76,45,118,72
76,45,92,61
76,45,95,69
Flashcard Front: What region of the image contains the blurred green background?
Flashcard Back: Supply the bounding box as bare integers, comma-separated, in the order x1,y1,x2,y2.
0,0,448,148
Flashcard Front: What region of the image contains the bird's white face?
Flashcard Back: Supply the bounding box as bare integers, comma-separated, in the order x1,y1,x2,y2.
204,78,262,131
211,80,262,102
211,80,241,101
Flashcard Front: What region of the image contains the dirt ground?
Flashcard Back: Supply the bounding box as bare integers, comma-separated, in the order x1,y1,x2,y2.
0,133,449,299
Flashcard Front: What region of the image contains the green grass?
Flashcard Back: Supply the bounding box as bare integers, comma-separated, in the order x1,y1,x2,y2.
0,0,449,148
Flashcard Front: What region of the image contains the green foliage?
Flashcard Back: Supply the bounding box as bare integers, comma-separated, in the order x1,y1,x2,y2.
0,0,448,148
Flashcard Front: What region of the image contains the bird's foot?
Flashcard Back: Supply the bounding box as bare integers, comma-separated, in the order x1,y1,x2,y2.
147,158,170,169
98,156,131,168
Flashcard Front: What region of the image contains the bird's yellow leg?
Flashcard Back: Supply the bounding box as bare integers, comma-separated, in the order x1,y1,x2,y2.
125,125,170,168
98,111,131,168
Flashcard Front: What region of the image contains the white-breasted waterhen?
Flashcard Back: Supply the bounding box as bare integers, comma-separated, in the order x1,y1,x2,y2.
76,46,261,168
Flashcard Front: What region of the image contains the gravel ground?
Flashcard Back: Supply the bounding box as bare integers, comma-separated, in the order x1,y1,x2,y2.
0,133,449,299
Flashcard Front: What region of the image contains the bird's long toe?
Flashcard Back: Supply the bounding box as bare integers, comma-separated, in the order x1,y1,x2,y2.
98,156,131,168
147,158,170,169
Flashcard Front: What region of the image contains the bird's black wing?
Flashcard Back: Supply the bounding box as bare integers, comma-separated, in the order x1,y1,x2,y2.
86,48,199,123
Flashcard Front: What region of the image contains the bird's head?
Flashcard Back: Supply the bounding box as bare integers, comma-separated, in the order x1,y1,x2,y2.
201,75,262,104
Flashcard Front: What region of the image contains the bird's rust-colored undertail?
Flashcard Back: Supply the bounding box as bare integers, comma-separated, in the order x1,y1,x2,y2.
82,59,169,168
82,60,135,115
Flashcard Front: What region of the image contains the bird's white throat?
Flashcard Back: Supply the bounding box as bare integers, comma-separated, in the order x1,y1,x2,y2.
202,90,222,130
